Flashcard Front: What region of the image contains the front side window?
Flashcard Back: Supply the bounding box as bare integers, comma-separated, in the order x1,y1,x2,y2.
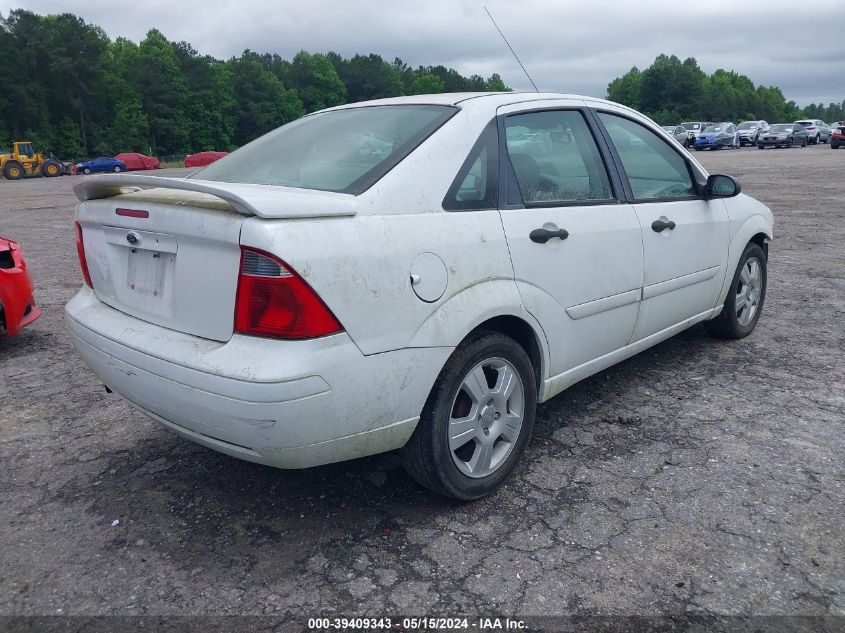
504,110,613,206
598,112,697,201
194,105,457,194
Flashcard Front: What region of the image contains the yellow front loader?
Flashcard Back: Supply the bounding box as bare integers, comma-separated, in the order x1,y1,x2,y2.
0,141,65,180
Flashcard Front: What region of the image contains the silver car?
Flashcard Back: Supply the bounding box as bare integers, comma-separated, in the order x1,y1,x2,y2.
737,121,769,146
680,121,713,147
795,119,831,144
661,125,688,145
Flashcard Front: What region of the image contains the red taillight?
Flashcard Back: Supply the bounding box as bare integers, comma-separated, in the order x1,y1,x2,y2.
805,126,815,130
75,222,93,287
234,247,342,339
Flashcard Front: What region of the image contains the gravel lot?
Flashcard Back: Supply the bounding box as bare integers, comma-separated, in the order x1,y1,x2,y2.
1,145,843,628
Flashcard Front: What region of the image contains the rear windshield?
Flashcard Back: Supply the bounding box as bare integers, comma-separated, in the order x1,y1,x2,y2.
193,105,458,194
770,124,792,132
737,122,757,130
703,124,725,133
681,123,701,130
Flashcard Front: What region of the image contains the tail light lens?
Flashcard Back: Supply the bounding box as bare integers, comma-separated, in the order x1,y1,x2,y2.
234,247,342,339
75,222,93,287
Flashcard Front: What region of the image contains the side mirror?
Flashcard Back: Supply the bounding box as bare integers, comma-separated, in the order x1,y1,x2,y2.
706,174,741,198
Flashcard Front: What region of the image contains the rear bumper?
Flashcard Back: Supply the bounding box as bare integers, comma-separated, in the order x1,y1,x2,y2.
757,138,791,146
65,287,451,468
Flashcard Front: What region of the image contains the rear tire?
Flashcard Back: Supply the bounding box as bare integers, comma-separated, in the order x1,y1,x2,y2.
113,166,122,173
2,160,24,180
705,242,767,340
402,330,537,500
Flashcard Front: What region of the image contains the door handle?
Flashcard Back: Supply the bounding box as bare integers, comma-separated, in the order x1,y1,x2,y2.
530,227,569,243
651,219,676,233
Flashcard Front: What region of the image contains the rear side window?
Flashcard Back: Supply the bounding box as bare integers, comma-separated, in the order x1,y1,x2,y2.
443,120,498,211
504,110,613,206
598,112,697,201
194,105,457,195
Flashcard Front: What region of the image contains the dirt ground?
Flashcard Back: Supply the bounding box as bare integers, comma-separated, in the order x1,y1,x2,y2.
1,145,843,629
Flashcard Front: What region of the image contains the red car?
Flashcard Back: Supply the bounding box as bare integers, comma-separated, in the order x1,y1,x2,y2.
0,236,41,336
831,125,845,149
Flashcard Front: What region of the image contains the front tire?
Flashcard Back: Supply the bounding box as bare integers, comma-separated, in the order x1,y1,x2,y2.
402,330,537,500
705,242,767,339
113,166,123,173
83,168,91,175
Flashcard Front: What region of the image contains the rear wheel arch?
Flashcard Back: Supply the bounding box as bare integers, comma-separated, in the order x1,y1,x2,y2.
464,315,544,393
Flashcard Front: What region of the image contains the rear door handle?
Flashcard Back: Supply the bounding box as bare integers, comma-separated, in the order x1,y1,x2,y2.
530,228,569,243
651,219,676,232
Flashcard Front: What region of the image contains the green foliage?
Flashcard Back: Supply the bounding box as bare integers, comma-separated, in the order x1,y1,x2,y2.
408,73,445,95
0,8,514,158
290,51,346,112
607,53,839,125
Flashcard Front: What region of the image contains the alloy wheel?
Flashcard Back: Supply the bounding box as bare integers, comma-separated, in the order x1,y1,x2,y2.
736,257,763,327
448,357,525,478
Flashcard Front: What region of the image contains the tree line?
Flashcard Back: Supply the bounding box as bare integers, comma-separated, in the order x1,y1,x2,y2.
607,54,844,126
0,10,508,159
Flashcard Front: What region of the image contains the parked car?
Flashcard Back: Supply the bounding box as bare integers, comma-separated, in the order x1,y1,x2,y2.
680,121,713,147
757,123,809,148
736,120,769,146
115,153,161,171
794,119,831,144
1,236,41,336
693,122,740,150
67,93,773,500
184,151,229,167
75,157,127,175
831,124,845,149
661,125,688,145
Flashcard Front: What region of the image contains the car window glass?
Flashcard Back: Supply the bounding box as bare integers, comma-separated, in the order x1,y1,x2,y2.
598,112,697,201
195,105,456,194
443,121,498,211
503,110,612,206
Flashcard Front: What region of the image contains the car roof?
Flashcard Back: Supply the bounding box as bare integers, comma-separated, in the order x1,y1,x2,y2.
320,92,640,116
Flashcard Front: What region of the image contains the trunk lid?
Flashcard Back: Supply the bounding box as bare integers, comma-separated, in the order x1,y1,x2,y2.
74,177,356,342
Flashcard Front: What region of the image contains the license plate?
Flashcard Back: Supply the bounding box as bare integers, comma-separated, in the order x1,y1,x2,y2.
127,248,172,297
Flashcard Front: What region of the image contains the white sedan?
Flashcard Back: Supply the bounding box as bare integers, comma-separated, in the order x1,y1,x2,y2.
66,93,773,500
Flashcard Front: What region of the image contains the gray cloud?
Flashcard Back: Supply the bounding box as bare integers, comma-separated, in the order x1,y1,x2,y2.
2,0,843,105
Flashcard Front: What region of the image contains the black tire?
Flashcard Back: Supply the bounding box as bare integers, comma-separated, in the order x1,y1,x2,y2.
833,144,840,149
2,160,24,180
401,330,537,500
705,242,767,339
802,138,807,147
41,159,62,177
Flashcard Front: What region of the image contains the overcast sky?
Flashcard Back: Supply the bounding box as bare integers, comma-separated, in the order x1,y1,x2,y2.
2,0,843,106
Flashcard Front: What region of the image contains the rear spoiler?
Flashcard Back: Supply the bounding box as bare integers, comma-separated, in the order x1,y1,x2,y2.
73,174,357,219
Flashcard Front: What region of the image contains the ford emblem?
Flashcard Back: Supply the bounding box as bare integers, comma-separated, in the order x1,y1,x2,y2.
126,232,140,245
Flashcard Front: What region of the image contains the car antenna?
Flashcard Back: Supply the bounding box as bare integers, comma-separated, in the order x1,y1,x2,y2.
484,5,539,92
